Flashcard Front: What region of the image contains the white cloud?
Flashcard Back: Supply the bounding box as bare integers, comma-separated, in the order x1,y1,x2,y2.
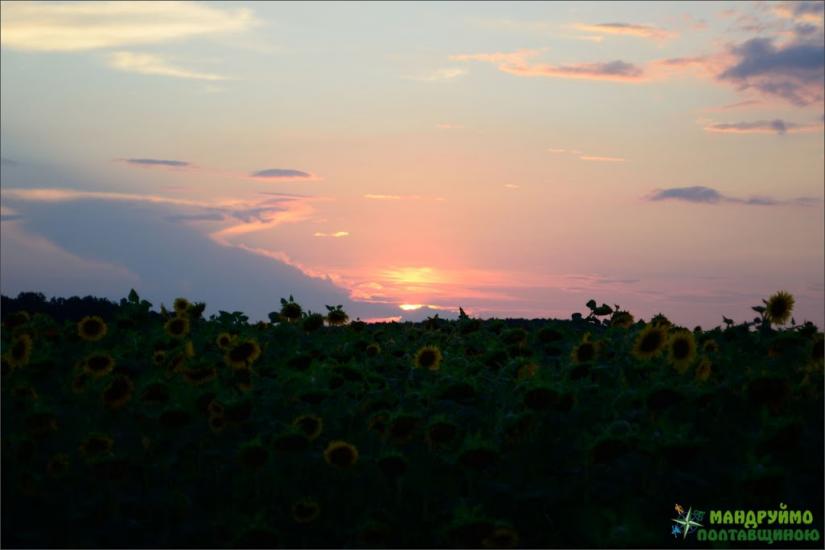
107,51,228,80
0,1,256,52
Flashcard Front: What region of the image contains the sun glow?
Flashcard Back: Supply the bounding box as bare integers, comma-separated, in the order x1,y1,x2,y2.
399,304,423,311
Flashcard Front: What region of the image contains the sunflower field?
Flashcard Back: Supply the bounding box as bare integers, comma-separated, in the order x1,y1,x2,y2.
1,290,823,548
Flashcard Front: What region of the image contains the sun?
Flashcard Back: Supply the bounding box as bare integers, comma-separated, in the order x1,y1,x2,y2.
400,304,423,311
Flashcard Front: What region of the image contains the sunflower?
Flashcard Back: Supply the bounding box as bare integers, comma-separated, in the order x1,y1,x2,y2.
164,317,190,338
78,316,107,342
25,412,58,437
668,330,697,374
46,453,70,478
765,290,795,325
173,297,190,315
610,311,635,329
388,413,420,443
695,357,712,382
207,399,225,417
702,339,719,354
292,414,323,441
215,332,234,350
83,353,115,377
184,340,195,358
71,374,88,394
224,339,262,369
323,440,359,468
291,498,321,524
632,325,668,360
650,314,671,328
102,376,134,410
4,310,30,329
79,433,114,460
366,342,382,357
7,334,33,368
152,350,166,366
208,415,226,434
427,419,458,447
516,363,539,380
482,526,520,549
183,366,217,386
571,337,597,364
414,346,443,371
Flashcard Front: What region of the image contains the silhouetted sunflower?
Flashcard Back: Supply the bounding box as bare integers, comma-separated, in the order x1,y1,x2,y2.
208,399,225,417
482,526,520,549
632,325,668,360
765,291,795,325
323,440,359,468
78,316,107,341
366,342,382,357
224,339,262,369
427,419,458,447
4,310,30,329
7,334,33,368
103,376,134,410
46,453,70,478
610,311,635,328
164,317,190,338
139,382,169,405
650,314,671,328
516,363,539,380
216,332,234,350
388,413,420,444
152,350,166,366
668,330,697,373
571,336,597,364
293,414,323,441
79,433,114,460
84,353,115,377
702,339,719,354
71,373,88,394
183,366,217,386
173,297,190,315
695,357,712,382
291,498,321,524
208,415,226,434
414,346,442,371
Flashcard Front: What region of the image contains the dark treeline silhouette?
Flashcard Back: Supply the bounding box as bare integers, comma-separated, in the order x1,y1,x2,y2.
2,292,125,323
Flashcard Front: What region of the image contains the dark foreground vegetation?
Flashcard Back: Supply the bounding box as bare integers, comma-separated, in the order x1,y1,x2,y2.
2,290,823,548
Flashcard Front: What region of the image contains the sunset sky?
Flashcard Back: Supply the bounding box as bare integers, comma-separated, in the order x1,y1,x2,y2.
1,1,823,327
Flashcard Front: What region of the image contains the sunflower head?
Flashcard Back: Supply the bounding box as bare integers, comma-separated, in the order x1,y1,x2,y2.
292,414,323,441
457,436,500,470
208,415,226,434
482,525,520,549
46,453,70,478
216,332,234,350
702,339,719,354
280,296,303,322
326,305,349,326
173,297,190,315
84,353,115,377
152,350,166,366
414,345,443,371
224,339,262,369
366,342,382,357
632,325,668,360
291,498,321,524
695,357,712,382
571,337,597,364
4,310,30,330
650,314,671,329
103,375,134,410
164,316,190,338
610,311,635,329
668,330,697,374
78,316,107,342
79,433,114,460
516,362,539,380
764,291,795,325
7,334,33,368
207,399,225,417
388,413,420,443
323,440,359,468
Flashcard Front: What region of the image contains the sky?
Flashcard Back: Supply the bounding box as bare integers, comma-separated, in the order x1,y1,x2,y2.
1,1,823,327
